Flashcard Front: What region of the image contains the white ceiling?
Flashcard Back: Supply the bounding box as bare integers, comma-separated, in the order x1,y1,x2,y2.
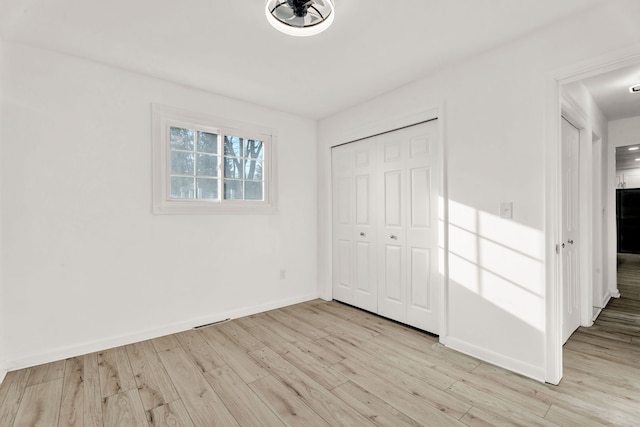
582,62,640,122
579,61,640,171
0,0,607,119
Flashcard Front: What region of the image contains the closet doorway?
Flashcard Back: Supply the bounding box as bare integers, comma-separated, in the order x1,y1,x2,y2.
331,120,441,334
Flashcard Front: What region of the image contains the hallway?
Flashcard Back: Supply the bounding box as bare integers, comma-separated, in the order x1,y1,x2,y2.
560,252,640,420
587,253,640,338
615,253,640,302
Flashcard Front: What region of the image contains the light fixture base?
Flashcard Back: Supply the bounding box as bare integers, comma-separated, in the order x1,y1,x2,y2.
265,0,335,37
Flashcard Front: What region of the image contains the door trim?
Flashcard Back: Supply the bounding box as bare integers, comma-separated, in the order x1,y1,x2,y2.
333,118,438,148
324,106,449,341
544,46,640,385
561,98,594,332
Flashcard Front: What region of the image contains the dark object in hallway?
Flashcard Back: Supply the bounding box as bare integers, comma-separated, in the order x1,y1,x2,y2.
616,189,640,254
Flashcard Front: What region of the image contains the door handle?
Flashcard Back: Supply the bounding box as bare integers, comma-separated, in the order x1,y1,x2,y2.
390,235,397,240
360,232,366,237
568,239,574,245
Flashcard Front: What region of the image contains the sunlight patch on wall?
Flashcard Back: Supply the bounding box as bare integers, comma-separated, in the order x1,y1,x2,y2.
448,200,545,331
477,210,544,261
449,252,481,293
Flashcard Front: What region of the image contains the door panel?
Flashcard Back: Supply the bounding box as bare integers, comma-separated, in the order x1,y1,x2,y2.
355,175,370,224
353,141,378,312
384,171,403,227
336,177,351,224
410,247,430,309
405,127,439,331
337,240,352,291
332,144,355,304
332,140,378,312
383,243,404,322
384,245,403,301
410,167,430,228
384,142,402,162
561,117,580,343
379,136,407,323
356,242,373,292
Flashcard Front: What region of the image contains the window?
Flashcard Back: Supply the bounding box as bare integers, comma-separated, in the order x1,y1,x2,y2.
152,105,276,214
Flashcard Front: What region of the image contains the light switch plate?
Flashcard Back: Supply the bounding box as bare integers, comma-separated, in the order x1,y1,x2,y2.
500,202,513,219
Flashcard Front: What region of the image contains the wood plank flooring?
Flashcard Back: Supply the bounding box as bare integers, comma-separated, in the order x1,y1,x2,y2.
1,262,639,426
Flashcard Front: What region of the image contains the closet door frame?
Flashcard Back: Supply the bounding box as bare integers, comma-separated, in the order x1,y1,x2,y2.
328,110,447,338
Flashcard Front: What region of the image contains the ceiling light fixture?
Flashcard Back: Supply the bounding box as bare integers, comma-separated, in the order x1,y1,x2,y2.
628,146,639,151
265,0,335,37
636,158,640,161
630,83,640,93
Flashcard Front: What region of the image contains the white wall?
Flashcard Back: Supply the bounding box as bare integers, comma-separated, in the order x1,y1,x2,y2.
610,116,640,147
0,40,6,384
318,1,640,382
616,168,640,186
1,41,318,370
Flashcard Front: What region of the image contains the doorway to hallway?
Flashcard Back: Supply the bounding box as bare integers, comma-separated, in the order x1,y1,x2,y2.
613,253,640,313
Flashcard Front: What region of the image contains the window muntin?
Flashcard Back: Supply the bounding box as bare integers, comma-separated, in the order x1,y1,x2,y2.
223,136,264,201
169,128,220,200
152,104,275,214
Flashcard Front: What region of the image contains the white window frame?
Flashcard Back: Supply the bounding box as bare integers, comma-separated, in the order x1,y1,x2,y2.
152,104,277,214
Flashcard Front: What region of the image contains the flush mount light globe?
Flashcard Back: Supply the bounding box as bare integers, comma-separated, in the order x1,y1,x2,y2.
265,0,335,37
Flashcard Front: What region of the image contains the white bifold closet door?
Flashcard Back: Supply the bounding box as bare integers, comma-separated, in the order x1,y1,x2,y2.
331,120,440,334
332,137,379,313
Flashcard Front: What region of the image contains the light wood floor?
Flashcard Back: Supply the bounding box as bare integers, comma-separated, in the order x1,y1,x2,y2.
1,265,639,426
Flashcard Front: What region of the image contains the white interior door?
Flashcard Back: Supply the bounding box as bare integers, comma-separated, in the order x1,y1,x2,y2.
378,134,407,322
332,143,355,304
405,126,440,332
332,141,378,312
352,141,379,312
561,117,581,343
377,122,440,331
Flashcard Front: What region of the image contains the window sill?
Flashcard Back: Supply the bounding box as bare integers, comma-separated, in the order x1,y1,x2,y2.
153,199,277,215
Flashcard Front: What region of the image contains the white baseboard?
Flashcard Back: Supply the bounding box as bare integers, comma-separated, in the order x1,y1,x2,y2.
592,292,612,321
445,336,545,383
5,293,318,372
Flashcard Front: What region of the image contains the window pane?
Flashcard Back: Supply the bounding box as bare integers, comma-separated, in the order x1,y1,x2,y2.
170,151,194,175
197,154,218,177
245,160,263,181
197,131,218,154
245,140,263,160
197,178,218,200
170,176,195,199
245,181,263,201
170,127,194,151
224,180,243,200
224,135,243,157
224,157,243,179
